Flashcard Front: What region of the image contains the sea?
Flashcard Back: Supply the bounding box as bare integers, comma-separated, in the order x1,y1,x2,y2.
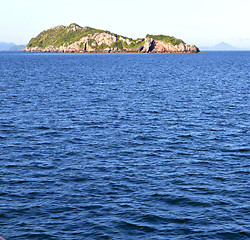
0,51,249,240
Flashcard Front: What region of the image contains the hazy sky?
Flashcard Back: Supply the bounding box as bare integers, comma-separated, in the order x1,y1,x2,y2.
1,0,250,48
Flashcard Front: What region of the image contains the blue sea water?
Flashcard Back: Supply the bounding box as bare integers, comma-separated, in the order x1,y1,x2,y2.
0,51,249,240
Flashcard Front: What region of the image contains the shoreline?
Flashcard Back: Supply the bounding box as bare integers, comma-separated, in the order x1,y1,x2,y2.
22,49,199,54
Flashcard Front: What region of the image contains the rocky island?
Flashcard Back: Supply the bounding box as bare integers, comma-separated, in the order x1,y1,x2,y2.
23,23,199,53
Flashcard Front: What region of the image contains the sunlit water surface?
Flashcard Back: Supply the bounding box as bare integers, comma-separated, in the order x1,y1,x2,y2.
0,51,249,239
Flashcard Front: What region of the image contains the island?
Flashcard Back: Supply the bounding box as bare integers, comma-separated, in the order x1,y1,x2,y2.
23,23,199,53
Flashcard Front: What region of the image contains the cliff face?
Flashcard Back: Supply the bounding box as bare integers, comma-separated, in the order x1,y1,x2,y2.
141,38,199,53
23,23,199,53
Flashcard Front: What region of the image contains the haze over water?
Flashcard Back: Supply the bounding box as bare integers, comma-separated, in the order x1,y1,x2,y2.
0,51,249,239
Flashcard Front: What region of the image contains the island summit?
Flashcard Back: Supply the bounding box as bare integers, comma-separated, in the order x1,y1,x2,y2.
23,23,199,53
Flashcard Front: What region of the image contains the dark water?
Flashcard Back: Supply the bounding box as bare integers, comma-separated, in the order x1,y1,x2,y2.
0,51,249,240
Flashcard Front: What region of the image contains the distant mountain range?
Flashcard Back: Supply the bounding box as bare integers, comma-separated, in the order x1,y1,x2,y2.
199,42,239,51
0,42,26,51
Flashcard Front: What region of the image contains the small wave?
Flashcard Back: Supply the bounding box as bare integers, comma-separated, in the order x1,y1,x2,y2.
14,233,56,240
221,148,249,153
35,126,50,130
140,214,192,225
212,230,250,240
151,193,212,207
117,220,157,233
178,134,193,138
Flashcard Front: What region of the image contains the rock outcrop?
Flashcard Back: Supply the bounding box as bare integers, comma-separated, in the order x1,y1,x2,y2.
23,23,199,53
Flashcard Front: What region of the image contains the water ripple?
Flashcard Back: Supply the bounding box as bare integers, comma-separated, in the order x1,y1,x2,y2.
0,52,249,239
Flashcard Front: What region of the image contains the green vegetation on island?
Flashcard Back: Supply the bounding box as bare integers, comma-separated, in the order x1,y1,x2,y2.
27,24,183,49
24,23,199,53
146,34,184,46
27,24,107,48
27,23,142,50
